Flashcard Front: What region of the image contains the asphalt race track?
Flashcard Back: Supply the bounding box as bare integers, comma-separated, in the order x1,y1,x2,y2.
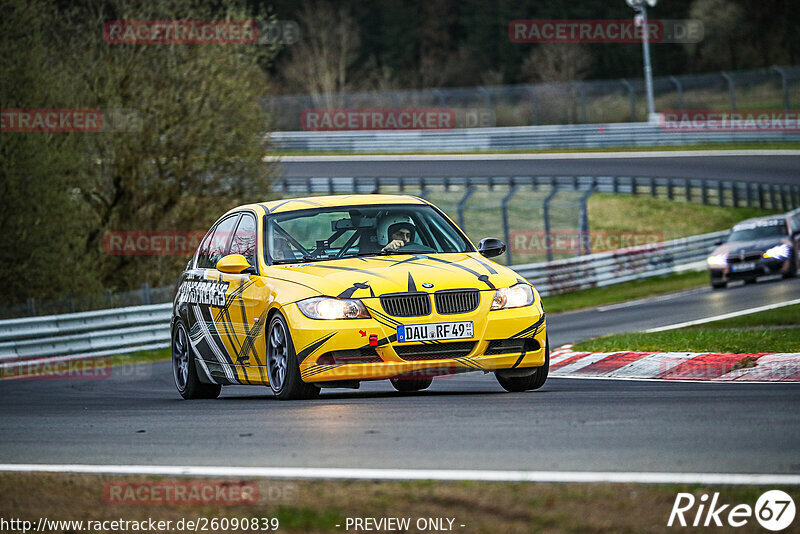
277,152,800,185
2,276,798,474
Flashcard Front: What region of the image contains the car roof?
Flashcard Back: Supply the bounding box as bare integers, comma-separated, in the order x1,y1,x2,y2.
227,194,429,217
732,215,787,228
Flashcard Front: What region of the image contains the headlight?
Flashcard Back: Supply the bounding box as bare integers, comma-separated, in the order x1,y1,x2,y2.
491,283,534,310
707,254,728,267
763,244,791,260
297,297,370,320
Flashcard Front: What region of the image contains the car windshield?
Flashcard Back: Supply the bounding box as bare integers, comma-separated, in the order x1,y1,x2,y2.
727,222,787,242
266,204,472,263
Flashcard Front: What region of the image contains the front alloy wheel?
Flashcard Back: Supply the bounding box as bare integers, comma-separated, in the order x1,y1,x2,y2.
266,313,320,400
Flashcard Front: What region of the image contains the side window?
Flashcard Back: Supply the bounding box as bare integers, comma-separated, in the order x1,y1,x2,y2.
230,213,258,268
196,215,239,270
195,229,216,269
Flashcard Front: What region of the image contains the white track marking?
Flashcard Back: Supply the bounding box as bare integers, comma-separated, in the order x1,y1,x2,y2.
267,150,800,163
597,288,706,312
646,298,800,332
0,464,798,485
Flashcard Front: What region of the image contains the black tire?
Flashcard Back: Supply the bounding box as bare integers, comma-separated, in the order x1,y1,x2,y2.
172,321,221,400
711,281,727,289
266,313,320,400
744,278,758,285
390,376,433,392
495,337,549,392
783,253,797,279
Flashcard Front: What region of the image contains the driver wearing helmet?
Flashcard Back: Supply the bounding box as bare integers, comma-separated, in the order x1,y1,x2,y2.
378,214,416,252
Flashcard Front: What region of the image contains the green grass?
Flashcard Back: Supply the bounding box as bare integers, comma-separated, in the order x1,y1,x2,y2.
107,347,171,366
571,304,800,353
542,270,709,314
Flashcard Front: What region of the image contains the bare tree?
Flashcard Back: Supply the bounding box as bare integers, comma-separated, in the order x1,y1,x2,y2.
521,44,592,83
282,0,361,107
687,0,747,70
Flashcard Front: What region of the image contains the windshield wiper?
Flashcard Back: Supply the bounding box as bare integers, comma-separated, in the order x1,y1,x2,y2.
272,255,324,264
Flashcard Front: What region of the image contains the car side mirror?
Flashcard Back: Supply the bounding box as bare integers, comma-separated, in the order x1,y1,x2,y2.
216,254,256,275
478,238,506,258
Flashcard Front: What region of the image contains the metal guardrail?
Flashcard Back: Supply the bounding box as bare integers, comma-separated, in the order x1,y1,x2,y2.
270,121,800,152
0,232,725,366
515,231,727,296
0,304,171,365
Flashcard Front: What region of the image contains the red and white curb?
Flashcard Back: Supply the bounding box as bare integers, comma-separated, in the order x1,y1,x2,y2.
550,347,800,382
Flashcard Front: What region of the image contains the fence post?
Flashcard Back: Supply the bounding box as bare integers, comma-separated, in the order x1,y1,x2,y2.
770,185,777,210
759,183,766,210
746,182,753,208
525,85,539,125
457,186,476,229
731,182,739,207
66,293,74,313
669,75,685,112
685,179,691,202
701,180,709,205
543,185,559,262
718,181,724,207
621,79,636,120
574,82,587,123
501,183,521,265
770,66,791,110
667,178,674,200
141,283,151,305
26,298,36,316
650,177,657,198
578,185,597,255
721,72,737,111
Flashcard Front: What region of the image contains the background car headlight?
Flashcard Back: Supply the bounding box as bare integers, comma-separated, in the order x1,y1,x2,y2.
763,244,791,260
297,297,370,320
491,283,534,310
707,254,728,267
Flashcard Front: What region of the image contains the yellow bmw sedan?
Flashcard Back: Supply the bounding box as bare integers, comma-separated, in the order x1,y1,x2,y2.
171,194,548,400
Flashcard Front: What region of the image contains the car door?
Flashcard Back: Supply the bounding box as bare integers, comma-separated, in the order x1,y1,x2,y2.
215,211,272,385
185,214,242,384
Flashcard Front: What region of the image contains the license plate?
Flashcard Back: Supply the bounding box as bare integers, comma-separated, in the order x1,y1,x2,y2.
397,321,474,343
731,262,756,272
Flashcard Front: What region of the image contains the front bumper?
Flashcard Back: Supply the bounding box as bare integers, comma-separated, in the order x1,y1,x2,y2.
284,292,547,383
709,256,789,282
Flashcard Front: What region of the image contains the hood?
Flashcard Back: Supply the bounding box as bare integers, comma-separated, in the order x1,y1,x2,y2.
712,237,790,257
267,252,521,299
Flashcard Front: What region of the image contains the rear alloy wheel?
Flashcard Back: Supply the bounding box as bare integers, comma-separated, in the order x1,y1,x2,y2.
495,337,549,392
711,281,727,289
390,376,433,392
266,313,320,400
172,321,221,400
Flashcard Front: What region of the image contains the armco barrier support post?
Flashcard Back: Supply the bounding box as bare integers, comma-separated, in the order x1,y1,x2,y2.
770,185,778,210
650,178,657,198
502,184,521,265
732,182,739,207
457,186,476,229
543,186,559,262
684,179,691,202
759,183,766,210
701,180,709,205
26,298,36,316
718,181,725,207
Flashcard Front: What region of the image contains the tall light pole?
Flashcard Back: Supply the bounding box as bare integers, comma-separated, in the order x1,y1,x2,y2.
626,0,657,121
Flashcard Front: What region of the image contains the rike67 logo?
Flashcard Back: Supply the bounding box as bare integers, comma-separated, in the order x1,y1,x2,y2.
668,490,795,531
